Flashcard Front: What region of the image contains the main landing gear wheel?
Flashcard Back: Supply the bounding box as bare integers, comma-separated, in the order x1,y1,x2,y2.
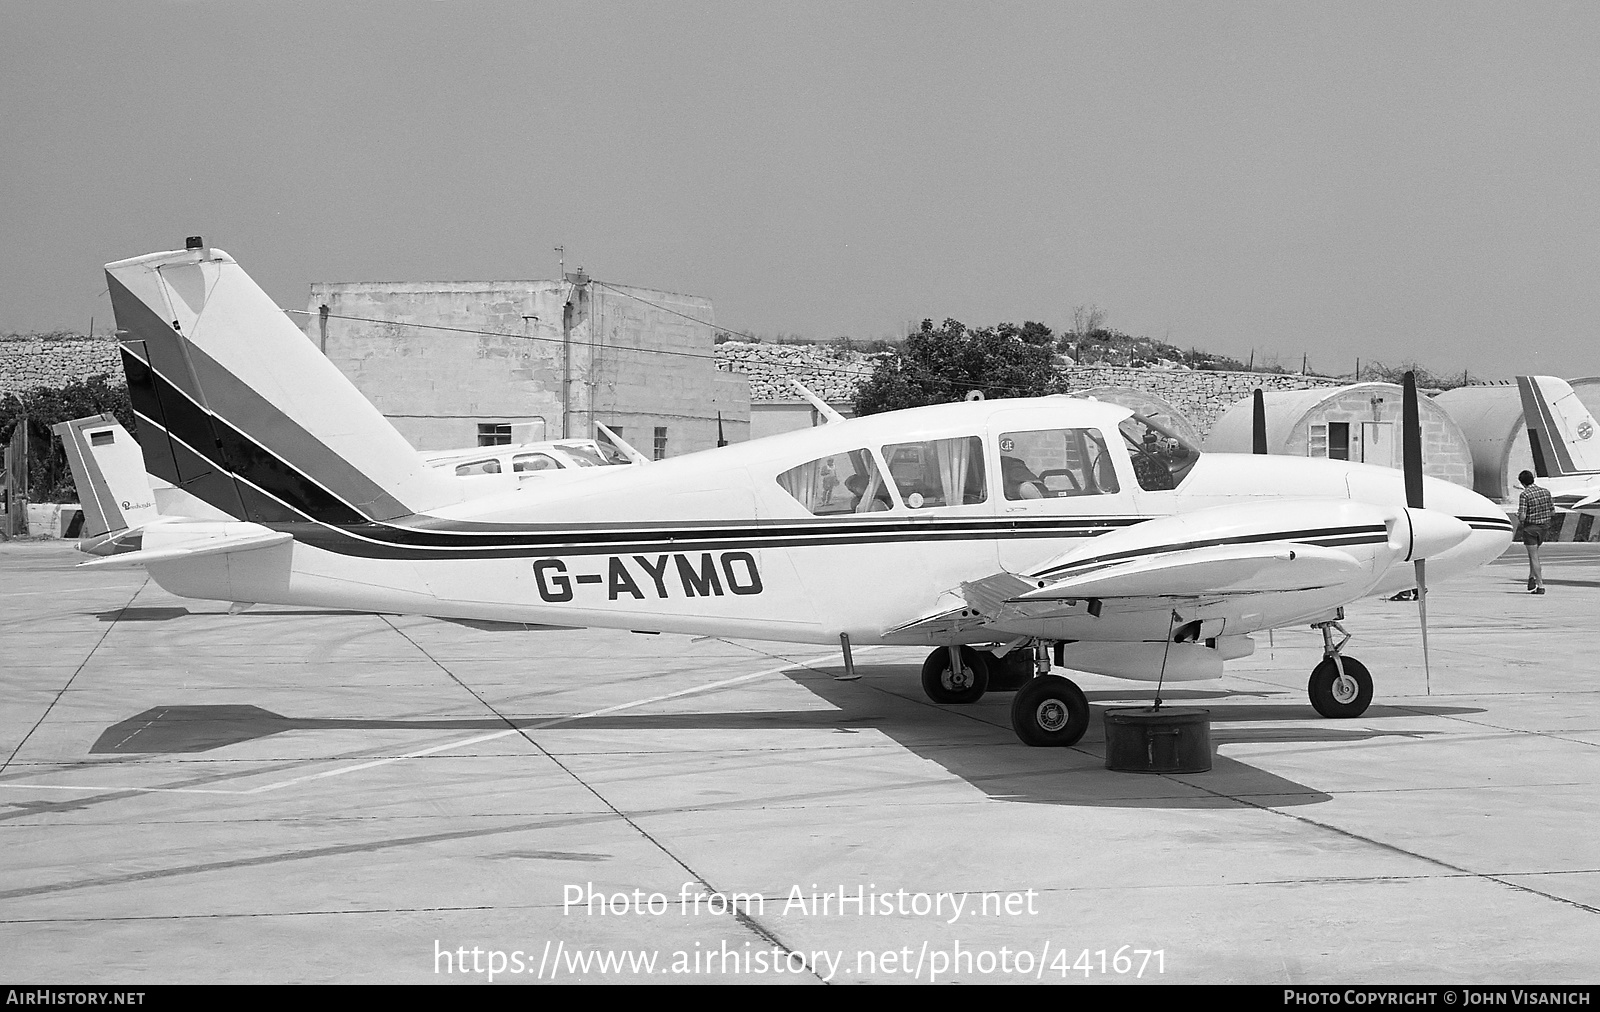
1307,657,1373,718
921,646,990,704
1011,675,1090,747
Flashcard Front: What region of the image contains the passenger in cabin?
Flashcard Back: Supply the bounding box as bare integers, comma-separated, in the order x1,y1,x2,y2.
844,473,891,512
1001,455,1047,500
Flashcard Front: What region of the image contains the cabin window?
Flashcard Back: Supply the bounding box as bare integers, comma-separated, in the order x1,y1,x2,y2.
478,423,512,447
879,436,987,509
454,458,503,476
512,453,560,472
998,428,1119,499
776,449,893,515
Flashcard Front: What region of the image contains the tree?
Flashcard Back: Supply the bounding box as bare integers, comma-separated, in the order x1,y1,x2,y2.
853,318,1063,416
1064,304,1106,363
0,374,134,502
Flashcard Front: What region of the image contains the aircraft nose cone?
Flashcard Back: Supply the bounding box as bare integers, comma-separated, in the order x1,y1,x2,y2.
1402,507,1471,561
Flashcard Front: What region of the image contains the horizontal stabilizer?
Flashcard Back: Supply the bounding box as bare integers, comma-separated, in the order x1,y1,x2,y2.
1021,543,1365,600
78,530,292,569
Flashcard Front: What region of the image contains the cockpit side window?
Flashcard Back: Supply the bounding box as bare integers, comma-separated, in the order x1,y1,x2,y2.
879,436,987,509
454,458,503,476
1119,413,1201,491
512,453,561,472
998,428,1120,499
776,449,894,515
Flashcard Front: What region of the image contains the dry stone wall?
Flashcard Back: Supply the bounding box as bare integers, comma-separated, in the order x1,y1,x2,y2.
0,333,1390,441
0,335,122,398
714,343,1346,437
714,341,879,405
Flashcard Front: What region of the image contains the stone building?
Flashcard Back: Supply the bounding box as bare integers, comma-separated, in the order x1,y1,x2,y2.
1205,383,1475,488
305,275,749,455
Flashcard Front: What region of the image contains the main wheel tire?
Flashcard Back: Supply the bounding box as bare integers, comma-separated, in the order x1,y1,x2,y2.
920,646,990,704
1307,657,1373,718
1010,675,1090,747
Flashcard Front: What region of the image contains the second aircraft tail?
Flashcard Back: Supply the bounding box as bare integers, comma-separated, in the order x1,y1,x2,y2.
1517,375,1600,478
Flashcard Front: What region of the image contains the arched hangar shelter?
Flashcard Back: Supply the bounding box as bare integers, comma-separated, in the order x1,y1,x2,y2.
1205,382,1474,488
1434,377,1600,502
1070,386,1202,448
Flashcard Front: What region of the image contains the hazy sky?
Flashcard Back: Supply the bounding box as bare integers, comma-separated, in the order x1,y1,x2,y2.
4,1,1598,379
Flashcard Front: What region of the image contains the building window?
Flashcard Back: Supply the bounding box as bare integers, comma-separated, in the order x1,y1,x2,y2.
1310,422,1349,460
653,426,668,460
478,423,512,447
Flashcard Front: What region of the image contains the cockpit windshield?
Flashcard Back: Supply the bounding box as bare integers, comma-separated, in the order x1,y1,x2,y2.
1118,412,1201,491
556,441,631,466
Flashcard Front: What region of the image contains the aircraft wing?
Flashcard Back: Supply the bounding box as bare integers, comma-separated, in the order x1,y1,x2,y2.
77,530,292,569
884,542,1368,640
1017,542,1366,599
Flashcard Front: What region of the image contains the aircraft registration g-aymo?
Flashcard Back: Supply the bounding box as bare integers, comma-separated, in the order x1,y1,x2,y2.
93,240,1514,747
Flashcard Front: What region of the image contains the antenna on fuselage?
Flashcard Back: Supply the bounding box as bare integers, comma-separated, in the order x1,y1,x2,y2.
595,422,650,465
791,380,846,425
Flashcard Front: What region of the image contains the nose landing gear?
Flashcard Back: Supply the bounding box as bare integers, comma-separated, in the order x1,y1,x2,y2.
1307,619,1373,718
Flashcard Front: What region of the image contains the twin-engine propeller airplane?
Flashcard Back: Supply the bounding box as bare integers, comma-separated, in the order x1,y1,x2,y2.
1517,375,1600,513
89,240,1514,747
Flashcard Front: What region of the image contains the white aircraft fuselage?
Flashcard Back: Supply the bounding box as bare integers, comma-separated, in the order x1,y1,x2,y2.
133,397,1511,660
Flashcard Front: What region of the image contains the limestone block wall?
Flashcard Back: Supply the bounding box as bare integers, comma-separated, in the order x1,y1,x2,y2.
713,342,1346,439
1059,366,1346,439
715,341,878,405
0,335,122,397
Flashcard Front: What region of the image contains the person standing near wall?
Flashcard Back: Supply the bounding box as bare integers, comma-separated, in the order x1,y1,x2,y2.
1516,469,1554,595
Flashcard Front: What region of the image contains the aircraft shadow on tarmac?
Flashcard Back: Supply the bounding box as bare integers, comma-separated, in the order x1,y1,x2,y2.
85,666,1484,810
95,607,192,622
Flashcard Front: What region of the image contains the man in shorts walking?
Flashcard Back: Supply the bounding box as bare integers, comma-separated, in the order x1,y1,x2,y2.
1517,470,1554,595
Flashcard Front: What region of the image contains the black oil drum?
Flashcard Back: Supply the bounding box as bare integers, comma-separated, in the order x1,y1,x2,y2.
1103,706,1212,773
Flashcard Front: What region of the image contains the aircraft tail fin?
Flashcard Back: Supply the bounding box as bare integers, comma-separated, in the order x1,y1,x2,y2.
106,242,466,526
52,414,160,550
1517,376,1600,478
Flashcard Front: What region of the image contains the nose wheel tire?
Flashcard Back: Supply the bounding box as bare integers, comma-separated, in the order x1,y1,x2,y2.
921,646,991,704
1011,675,1090,747
1307,657,1373,718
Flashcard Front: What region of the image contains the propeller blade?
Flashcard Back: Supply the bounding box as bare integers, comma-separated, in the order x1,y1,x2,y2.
1252,388,1268,454
1415,558,1430,694
1402,370,1424,510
